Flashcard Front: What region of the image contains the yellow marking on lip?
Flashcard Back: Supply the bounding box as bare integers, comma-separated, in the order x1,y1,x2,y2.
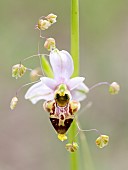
58,134,67,142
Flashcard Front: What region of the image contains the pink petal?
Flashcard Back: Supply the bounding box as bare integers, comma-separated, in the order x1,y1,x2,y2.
67,77,85,90
76,83,89,93
40,77,57,90
50,50,74,83
71,90,87,101
71,83,89,101
25,81,54,104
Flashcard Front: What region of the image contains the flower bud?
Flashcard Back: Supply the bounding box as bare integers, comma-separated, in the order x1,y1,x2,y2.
65,142,79,153
10,97,18,110
12,64,26,79
58,134,67,141
109,82,120,95
30,67,42,81
46,13,57,24
37,19,51,30
44,38,56,51
95,135,109,148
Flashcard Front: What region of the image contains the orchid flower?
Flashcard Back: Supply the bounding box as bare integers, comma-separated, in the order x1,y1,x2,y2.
25,49,89,141
25,49,89,104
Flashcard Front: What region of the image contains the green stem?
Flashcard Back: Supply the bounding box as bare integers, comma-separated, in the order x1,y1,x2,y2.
71,0,79,77
69,1,94,170
69,0,79,170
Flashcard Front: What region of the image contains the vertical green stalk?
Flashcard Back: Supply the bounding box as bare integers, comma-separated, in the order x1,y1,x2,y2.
69,1,94,170
69,0,79,170
71,0,79,77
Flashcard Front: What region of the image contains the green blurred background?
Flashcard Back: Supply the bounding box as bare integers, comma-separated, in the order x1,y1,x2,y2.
0,0,128,169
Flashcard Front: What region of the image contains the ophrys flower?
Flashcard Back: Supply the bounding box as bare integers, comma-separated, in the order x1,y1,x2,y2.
25,49,89,140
